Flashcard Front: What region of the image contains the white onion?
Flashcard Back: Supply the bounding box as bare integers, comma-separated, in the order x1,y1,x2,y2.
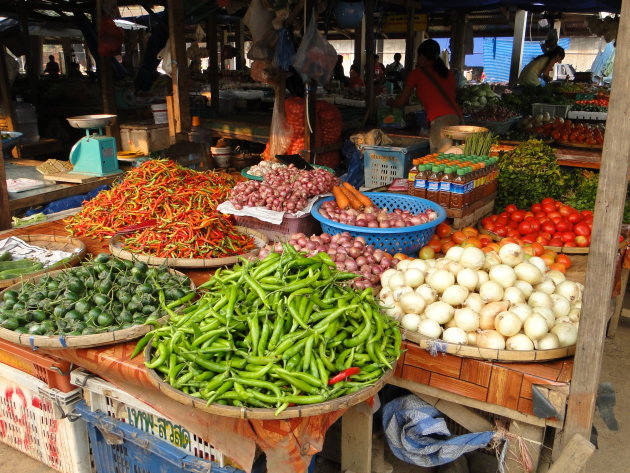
399,292,426,315
428,269,455,294
387,271,405,290
514,280,534,299
460,247,485,270
442,285,469,307
511,302,533,323
464,293,484,313
479,301,509,330
555,316,572,324
401,313,423,332
379,294,395,309
381,268,398,288
547,270,566,285
529,291,553,309
506,334,535,351
483,251,502,271
479,280,504,302
457,268,479,291
445,246,465,262
568,307,581,323
403,268,425,288
443,327,468,345
425,301,455,324
454,308,480,332
392,286,413,301
445,317,459,329
379,288,392,300
495,311,523,337
514,263,543,285
535,278,556,295
503,286,525,306
397,259,411,272
551,323,578,347
498,243,525,267
385,302,404,320
489,264,517,289
476,270,489,290
445,261,464,276
418,318,443,338
467,331,478,346
528,256,548,274
476,330,506,349
416,284,438,304
524,314,549,340
537,333,560,350
533,307,555,329
555,281,582,303
408,259,429,272
550,294,571,318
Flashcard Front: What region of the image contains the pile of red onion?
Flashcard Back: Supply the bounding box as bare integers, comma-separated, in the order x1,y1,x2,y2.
319,201,439,228
230,165,337,213
258,232,399,289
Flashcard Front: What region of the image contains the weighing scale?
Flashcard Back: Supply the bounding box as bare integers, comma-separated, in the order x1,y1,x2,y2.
67,114,120,176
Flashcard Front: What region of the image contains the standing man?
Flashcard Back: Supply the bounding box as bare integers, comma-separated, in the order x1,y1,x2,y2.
44,55,60,77
385,53,404,92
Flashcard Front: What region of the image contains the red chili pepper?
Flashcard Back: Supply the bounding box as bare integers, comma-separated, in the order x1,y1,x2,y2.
328,367,361,385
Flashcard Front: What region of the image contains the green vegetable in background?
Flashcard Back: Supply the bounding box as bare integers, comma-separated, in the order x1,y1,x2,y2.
564,170,630,223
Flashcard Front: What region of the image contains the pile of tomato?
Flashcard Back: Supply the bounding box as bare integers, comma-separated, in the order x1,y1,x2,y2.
481,198,597,248
420,223,572,273
534,118,604,146
575,98,609,108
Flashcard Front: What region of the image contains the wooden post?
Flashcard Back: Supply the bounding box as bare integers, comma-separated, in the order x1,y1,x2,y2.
547,435,595,473
562,0,630,450
235,20,244,70
61,38,74,75
206,17,220,112
509,10,528,88
0,145,10,231
450,12,466,70
0,47,16,131
364,0,375,125
84,42,93,72
404,7,416,73
354,18,365,72
19,1,38,104
96,0,120,147
167,0,192,138
341,402,373,473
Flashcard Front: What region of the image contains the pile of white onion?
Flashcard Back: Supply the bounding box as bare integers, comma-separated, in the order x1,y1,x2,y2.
378,243,583,351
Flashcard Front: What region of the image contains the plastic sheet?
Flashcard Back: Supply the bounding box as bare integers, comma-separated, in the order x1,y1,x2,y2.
292,17,337,86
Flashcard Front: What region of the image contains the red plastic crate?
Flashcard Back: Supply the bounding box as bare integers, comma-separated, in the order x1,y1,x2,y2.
0,339,75,392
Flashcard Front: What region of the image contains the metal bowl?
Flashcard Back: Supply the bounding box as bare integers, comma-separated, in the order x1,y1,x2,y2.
441,125,489,141
67,114,117,129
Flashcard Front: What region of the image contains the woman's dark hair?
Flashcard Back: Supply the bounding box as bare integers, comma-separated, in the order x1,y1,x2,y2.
418,39,449,78
350,64,360,74
533,46,565,64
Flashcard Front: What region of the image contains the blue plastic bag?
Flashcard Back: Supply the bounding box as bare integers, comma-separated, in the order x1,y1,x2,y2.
341,139,364,188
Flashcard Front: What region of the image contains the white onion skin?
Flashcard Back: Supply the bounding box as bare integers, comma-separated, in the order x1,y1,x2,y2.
442,327,468,345
418,318,443,338
476,330,506,349
506,334,534,351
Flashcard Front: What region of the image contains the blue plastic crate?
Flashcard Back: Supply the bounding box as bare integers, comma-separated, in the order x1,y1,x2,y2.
362,140,429,188
311,192,446,255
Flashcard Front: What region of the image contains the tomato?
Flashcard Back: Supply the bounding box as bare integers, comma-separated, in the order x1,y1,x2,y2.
542,203,556,214
538,232,552,241
518,221,532,235
541,221,556,234
505,204,518,213
500,237,519,246
531,203,542,213
549,238,564,247
507,229,521,238
481,217,495,228
485,242,501,253
561,232,576,243
536,235,550,245
462,238,482,249
494,226,508,237
574,235,589,247
510,210,526,223
436,223,452,238
462,226,479,238
555,254,572,269
506,221,518,230
482,246,496,254
442,241,456,254
451,231,467,244
522,233,538,244
526,218,541,232
431,233,441,242
530,242,545,256
547,211,561,220
621,235,626,243
574,222,591,237
541,197,555,206
495,216,509,227
550,263,567,274
523,211,535,219
583,215,593,225
580,210,593,218
534,211,547,220
556,220,572,233
419,246,435,259
478,235,492,244
554,201,562,209
567,213,582,224
499,212,509,219
564,241,577,247
523,245,536,256
559,206,574,217
428,239,442,252
484,222,495,232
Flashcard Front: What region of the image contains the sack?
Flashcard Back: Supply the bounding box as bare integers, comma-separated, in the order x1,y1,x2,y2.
292,17,337,86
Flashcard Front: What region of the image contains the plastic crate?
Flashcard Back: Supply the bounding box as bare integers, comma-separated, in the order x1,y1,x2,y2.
0,362,90,473
363,140,429,188
75,402,241,473
531,103,571,119
311,193,446,255
234,214,321,242
0,339,75,392
71,369,224,466
567,110,608,121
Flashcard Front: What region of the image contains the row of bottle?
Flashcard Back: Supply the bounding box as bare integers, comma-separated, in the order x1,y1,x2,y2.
407,154,499,209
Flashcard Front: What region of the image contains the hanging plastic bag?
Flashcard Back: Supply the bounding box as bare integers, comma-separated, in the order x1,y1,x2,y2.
158,39,173,77
244,0,274,43
268,84,292,159
292,16,338,86
274,28,296,71
98,16,124,57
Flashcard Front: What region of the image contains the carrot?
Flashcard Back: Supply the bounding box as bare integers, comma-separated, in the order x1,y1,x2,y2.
332,185,350,210
342,182,373,208
340,185,363,210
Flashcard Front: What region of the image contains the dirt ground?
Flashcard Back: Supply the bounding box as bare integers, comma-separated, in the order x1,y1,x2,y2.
2,303,629,473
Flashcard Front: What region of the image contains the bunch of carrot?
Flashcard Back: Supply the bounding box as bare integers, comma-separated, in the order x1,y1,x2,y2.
332,182,373,210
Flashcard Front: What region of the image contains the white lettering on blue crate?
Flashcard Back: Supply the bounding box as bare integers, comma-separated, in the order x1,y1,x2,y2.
126,406,192,451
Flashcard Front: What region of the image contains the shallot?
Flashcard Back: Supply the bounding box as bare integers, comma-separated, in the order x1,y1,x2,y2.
319,200,438,228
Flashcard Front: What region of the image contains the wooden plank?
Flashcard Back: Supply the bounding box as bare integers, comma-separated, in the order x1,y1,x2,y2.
401,365,431,385
43,172,100,184
607,267,629,337
487,366,523,410
429,373,488,402
0,46,15,131
418,393,494,433
0,145,10,230
404,344,462,377
460,358,493,387
206,16,220,112
562,0,630,449
341,402,372,473
505,421,545,473
167,0,191,137
390,377,563,428
547,434,595,473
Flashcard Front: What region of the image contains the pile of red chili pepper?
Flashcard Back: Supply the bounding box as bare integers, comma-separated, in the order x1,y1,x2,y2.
65,160,257,259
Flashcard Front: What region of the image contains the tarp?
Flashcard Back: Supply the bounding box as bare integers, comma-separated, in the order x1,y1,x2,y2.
417,1,619,13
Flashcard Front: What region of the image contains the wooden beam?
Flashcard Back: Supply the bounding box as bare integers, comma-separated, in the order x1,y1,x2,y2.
416,393,494,433
303,2,317,163
547,434,595,473
364,0,375,125
0,47,16,131
60,38,74,74
167,0,192,138
206,16,220,112
509,10,528,88
449,12,466,70
0,145,10,231
96,0,120,147
607,267,629,337
341,402,372,473
562,0,630,450
235,19,244,71
404,7,416,73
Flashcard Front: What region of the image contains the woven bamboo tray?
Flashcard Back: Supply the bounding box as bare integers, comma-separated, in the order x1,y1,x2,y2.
554,140,603,151
0,234,86,289
108,226,268,268
0,268,193,349
403,330,575,362
144,343,393,419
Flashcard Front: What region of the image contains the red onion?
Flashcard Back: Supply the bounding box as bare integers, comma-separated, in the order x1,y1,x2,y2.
356,256,367,266
344,260,358,271
348,247,361,259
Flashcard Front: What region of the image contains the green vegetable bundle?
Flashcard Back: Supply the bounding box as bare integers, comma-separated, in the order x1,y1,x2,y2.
0,254,193,336
139,247,401,415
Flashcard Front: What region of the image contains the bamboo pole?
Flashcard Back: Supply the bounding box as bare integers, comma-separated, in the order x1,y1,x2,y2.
562,0,630,450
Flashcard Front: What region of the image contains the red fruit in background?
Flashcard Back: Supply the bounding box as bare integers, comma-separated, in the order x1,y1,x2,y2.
522,233,538,244
559,206,574,217
518,221,532,235
536,235,550,245
564,241,577,247
510,210,526,222
531,203,542,213
554,201,562,209
620,235,626,243
561,232,576,243
575,235,589,247
494,226,508,237
567,213,582,224
507,229,521,238
534,211,547,220
508,221,519,230
505,204,518,213
530,242,545,256
547,211,561,219
499,212,509,219
541,221,556,234
484,222,495,232
556,220,572,232
581,210,593,218
526,218,541,232
574,222,590,237
481,216,495,228
557,254,572,268
496,217,509,227
539,232,552,241
543,203,556,214
542,197,555,205
549,238,563,247
436,223,452,238
524,211,535,219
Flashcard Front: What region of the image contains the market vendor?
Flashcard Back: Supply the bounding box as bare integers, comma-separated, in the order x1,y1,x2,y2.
517,46,565,87
389,39,462,153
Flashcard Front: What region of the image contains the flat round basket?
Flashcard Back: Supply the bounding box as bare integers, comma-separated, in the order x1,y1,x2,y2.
0,234,87,289
404,331,575,362
0,268,193,349
441,126,489,141
144,343,393,419
554,140,603,151
311,193,447,255
109,227,268,268
241,164,334,181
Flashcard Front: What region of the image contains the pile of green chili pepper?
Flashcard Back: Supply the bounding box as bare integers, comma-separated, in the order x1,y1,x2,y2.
137,246,401,415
